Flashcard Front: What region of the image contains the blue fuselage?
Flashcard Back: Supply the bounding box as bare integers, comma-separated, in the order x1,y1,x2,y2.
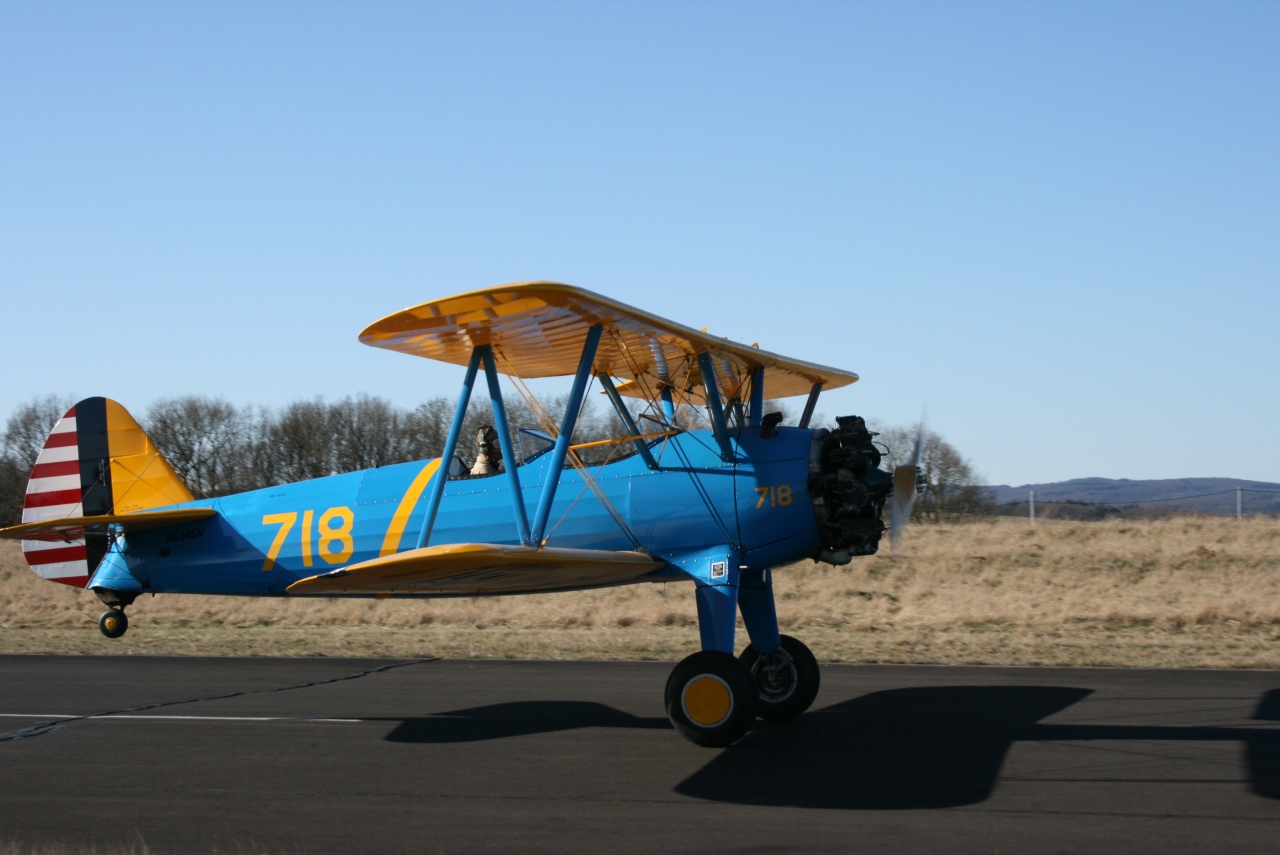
91,427,822,597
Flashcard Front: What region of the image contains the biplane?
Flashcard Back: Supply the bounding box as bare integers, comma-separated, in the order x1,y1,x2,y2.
1,283,921,746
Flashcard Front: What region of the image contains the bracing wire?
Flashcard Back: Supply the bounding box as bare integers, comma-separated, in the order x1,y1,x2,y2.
495,348,642,549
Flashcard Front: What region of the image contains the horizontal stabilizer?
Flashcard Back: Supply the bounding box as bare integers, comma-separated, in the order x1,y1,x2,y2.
0,508,218,543
287,543,665,596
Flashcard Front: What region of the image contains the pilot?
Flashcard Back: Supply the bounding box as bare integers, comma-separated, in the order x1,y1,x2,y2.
470,425,504,476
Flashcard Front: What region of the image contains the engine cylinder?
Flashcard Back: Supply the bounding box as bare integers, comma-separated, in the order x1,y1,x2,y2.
808,416,893,564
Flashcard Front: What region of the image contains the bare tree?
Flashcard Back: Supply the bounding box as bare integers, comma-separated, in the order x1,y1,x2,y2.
0,456,25,527
2,395,74,470
875,423,990,521
144,397,251,497
226,405,284,493
330,394,413,472
402,397,452,460
269,399,337,484
0,396,75,525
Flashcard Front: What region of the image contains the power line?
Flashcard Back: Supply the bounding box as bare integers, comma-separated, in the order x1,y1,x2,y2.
995,487,1280,507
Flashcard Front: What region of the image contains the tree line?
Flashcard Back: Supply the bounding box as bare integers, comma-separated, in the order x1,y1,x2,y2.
874,423,992,521
0,394,988,527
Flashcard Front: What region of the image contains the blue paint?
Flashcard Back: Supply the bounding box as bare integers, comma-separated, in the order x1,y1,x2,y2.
479,345,531,545
738,566,781,653
799,382,822,429
91,421,847,660
659,385,676,424
530,324,602,545
696,352,733,461
418,348,482,548
89,550,144,594
597,371,658,470
747,367,764,428
658,544,741,653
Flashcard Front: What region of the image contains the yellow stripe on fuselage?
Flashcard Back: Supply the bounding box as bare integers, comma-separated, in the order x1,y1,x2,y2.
379,458,441,557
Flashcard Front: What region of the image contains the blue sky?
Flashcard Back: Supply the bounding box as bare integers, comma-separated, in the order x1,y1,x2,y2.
1,1,1276,485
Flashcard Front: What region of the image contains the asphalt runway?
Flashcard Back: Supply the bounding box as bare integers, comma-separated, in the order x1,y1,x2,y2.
2,656,1280,853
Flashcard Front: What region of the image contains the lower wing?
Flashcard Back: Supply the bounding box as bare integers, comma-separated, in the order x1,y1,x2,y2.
286,542,665,596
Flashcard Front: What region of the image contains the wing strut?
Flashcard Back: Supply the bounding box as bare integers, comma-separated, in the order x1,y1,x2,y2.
596,372,658,470
798,382,822,429
529,324,603,545
696,352,734,461
747,367,765,427
416,344,537,548
498,350,642,550
479,345,531,545
416,347,482,548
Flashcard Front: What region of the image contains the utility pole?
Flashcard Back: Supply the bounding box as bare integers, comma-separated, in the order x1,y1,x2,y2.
1237,486,1243,522
1030,490,1035,527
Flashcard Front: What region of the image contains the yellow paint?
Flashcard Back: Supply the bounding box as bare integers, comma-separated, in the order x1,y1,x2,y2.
287,542,663,595
568,429,677,452
300,509,314,567
318,507,355,564
261,512,297,572
104,400,195,513
379,459,441,557
755,485,795,509
103,616,118,631
359,282,859,401
682,676,732,727
0,508,216,542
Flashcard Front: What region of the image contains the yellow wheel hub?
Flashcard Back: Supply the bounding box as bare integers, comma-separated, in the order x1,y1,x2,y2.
682,675,732,727
103,617,118,631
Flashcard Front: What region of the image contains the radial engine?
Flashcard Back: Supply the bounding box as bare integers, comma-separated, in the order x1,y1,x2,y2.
808,415,895,565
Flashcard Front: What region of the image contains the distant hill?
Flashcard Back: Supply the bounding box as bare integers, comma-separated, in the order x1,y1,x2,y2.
985,477,1280,516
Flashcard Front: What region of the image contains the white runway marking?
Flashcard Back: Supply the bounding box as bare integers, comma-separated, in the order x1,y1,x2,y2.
0,658,435,742
0,713,361,723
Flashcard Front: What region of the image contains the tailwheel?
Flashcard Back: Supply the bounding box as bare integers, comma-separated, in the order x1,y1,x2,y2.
739,634,820,721
665,650,759,747
98,608,128,639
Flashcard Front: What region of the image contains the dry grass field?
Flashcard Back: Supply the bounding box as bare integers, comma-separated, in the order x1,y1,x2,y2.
2,516,1279,668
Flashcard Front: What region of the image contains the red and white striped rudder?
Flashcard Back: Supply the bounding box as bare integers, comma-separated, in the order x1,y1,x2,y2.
21,403,93,587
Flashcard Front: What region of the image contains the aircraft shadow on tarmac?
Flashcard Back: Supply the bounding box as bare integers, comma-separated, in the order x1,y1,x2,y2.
384,700,670,743
382,687,1280,811
677,685,1280,809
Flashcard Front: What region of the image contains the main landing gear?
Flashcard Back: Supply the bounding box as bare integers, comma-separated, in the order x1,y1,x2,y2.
665,651,759,747
98,608,128,639
740,634,820,721
665,636,820,747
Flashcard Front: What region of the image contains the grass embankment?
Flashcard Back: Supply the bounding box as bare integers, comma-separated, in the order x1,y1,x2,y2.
2,517,1279,667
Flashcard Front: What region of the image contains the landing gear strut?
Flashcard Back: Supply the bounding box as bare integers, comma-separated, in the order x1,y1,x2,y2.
98,608,128,639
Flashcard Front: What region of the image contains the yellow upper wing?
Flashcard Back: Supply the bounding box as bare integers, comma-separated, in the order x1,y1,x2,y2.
359,282,857,401
286,542,664,596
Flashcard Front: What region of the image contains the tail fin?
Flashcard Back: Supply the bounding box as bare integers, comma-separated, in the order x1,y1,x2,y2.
21,397,193,587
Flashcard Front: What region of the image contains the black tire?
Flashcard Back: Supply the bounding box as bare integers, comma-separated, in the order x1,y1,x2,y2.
664,650,759,747
99,609,128,639
739,634,820,721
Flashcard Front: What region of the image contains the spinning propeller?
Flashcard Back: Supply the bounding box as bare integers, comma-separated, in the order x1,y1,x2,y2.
889,423,925,556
